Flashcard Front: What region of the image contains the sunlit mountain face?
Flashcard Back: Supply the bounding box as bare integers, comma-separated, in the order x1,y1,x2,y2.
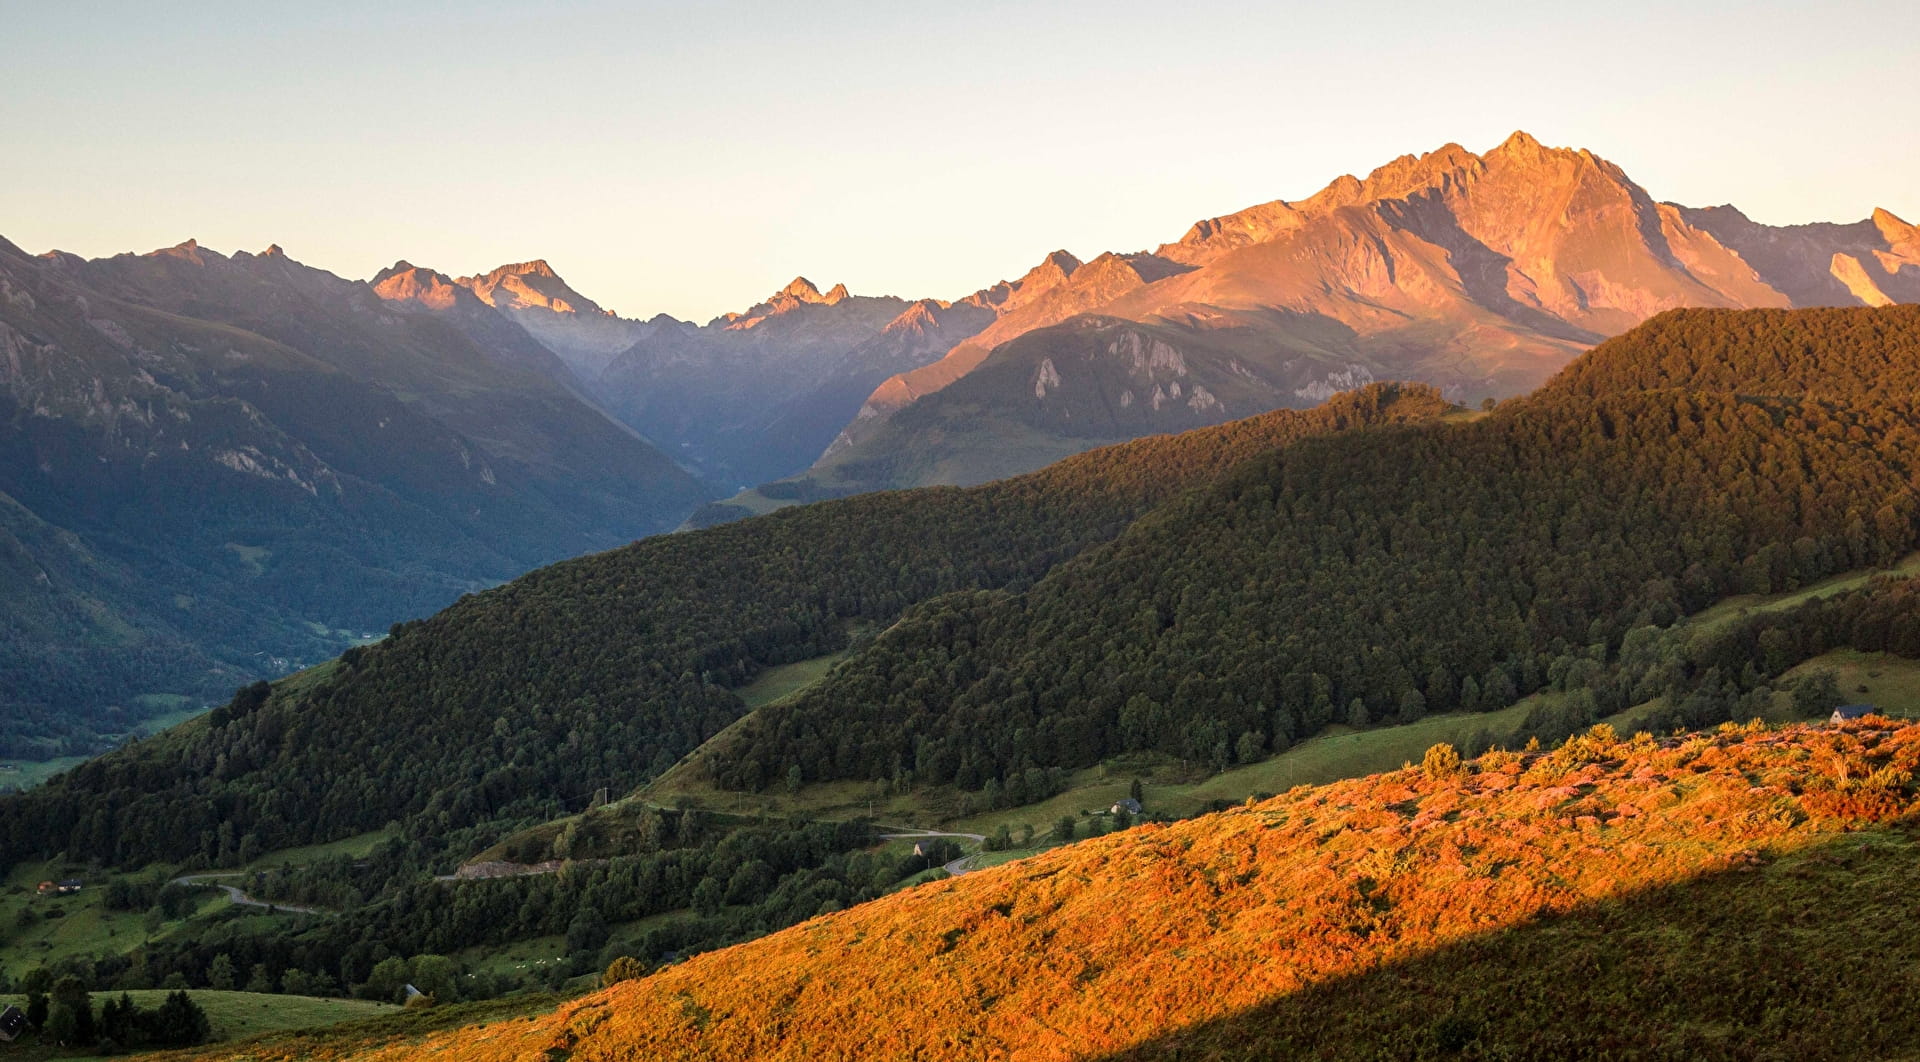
776,133,1917,504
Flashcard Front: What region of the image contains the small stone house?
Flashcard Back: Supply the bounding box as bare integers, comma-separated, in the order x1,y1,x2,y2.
1110,798,1143,816
1831,704,1878,723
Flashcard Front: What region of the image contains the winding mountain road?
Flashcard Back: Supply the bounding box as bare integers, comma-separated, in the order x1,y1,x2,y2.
172,873,326,916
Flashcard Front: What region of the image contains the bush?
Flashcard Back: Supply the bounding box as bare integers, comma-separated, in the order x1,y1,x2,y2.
1422,743,1463,781
602,956,646,987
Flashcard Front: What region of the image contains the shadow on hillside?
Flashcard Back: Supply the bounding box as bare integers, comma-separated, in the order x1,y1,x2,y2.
1090,827,1920,1062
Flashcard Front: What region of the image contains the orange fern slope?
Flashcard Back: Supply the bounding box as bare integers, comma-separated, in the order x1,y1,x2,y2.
366,721,1916,1062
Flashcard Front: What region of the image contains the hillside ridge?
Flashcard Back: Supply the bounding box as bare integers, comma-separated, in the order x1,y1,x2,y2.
168,719,1920,1061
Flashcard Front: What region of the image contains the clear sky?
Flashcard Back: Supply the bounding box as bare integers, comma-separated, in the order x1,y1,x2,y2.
6,0,1915,322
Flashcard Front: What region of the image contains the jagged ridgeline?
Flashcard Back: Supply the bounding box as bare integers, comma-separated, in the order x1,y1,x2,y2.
0,383,1449,866
700,306,1920,791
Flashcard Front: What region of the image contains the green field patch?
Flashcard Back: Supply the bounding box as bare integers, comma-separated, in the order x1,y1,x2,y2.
1774,650,1920,720
1685,551,1920,634
949,700,1541,842
734,652,849,710
90,992,569,1062
0,988,399,1050
454,910,689,984
238,827,398,873
272,657,341,697
223,542,271,575
0,862,222,969
130,701,212,740
0,756,88,791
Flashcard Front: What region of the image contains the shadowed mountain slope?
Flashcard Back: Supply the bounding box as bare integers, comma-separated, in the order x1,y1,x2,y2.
0,383,1448,864
592,278,929,490
0,236,706,754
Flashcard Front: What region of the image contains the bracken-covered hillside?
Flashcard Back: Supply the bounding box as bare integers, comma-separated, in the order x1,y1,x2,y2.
164,720,1920,1061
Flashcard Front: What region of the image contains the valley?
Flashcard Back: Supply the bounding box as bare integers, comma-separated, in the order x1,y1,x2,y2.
11,528,1915,1054
3,90,1918,1058
6,132,1913,772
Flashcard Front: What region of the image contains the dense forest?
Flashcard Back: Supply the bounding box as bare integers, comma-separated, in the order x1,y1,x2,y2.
1545,304,1920,399
29,566,1920,1008
701,306,1920,793
0,383,1449,869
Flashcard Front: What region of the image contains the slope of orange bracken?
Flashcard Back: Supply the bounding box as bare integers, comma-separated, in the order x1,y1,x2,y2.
192,721,1920,1061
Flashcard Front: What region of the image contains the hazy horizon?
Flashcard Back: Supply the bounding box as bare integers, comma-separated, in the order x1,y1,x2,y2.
7,0,1915,321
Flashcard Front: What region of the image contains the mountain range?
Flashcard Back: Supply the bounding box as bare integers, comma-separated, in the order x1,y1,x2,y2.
10,296,1920,1057
13,302,1920,865
756,132,1919,505
319,132,1913,516
0,237,706,756
4,130,1913,760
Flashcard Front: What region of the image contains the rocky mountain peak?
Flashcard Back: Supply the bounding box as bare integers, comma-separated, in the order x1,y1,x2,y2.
1874,207,1917,245
148,238,224,266
372,260,417,283
457,259,607,317
1039,250,1082,277
372,261,468,311
504,259,558,279
780,277,825,303
1489,129,1546,158
718,276,865,328
884,298,946,334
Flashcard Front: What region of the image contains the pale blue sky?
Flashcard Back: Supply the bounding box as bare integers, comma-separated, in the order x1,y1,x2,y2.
5,1,1915,321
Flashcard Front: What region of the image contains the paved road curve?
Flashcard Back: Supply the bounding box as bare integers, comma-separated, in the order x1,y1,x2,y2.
172,873,326,916
877,828,987,877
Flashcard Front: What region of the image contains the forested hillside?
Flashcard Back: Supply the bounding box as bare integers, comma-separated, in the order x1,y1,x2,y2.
13,305,1920,876
0,384,1450,868
1545,304,1920,398
699,306,1920,793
